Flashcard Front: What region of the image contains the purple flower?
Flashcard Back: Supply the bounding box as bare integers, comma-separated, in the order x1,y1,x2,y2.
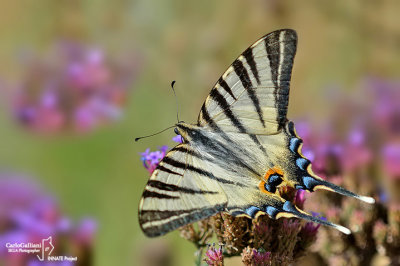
28,260,74,266
294,189,306,209
302,221,321,235
40,90,58,109
148,151,164,164
10,41,139,134
340,127,372,172
172,135,183,143
295,121,312,144
73,218,97,246
140,146,169,174
0,173,97,264
252,249,272,265
311,212,327,221
16,106,37,125
367,77,400,136
159,145,169,154
205,245,223,265
382,143,400,179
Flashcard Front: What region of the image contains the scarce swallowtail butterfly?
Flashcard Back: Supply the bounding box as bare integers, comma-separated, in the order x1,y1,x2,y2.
138,29,375,237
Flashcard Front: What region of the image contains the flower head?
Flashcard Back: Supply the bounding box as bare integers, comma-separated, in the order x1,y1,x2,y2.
252,249,272,265
172,135,183,143
140,146,169,174
10,41,139,134
294,189,306,209
205,245,224,266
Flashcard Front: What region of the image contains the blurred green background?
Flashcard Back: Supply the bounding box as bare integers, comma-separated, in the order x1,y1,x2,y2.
0,0,399,265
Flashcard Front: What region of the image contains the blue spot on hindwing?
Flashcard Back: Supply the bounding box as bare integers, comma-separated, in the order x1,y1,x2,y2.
268,174,282,185
295,184,305,189
265,206,279,218
264,183,275,193
245,206,261,218
282,201,296,212
302,176,320,190
289,137,301,153
296,158,309,171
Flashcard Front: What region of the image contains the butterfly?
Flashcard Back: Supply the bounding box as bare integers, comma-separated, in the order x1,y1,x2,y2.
138,29,375,237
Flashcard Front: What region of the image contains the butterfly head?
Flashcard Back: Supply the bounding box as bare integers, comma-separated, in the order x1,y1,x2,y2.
174,122,200,143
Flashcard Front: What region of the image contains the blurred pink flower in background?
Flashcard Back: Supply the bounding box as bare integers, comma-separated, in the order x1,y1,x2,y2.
367,77,400,137
11,41,141,135
0,173,97,266
382,143,400,180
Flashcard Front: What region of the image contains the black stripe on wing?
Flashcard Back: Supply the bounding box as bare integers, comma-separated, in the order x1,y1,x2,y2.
233,59,266,128
156,165,183,176
147,180,218,195
209,88,266,153
243,47,260,84
142,190,179,199
198,103,222,131
265,29,297,130
140,203,226,237
218,78,237,100
198,104,240,149
209,88,245,132
171,143,261,177
161,156,238,185
233,59,253,89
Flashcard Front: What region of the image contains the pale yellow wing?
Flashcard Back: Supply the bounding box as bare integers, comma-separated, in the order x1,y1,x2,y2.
198,29,297,135
138,143,227,237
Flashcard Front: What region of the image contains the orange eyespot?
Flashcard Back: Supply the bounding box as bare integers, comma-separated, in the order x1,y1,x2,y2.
259,181,270,194
264,166,284,180
259,166,284,194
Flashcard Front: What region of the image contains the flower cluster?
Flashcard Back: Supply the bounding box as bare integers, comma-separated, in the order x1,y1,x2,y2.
11,41,140,134
0,173,97,266
194,188,321,265
296,77,400,265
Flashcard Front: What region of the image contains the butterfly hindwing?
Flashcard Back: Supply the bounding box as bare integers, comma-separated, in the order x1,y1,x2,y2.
175,124,294,219
198,29,297,135
138,143,227,237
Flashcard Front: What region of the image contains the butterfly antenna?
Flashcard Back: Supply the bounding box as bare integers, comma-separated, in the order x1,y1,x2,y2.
135,125,176,142
171,80,180,123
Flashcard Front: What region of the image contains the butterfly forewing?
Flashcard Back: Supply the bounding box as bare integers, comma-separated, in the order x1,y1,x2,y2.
198,29,297,135
138,144,227,237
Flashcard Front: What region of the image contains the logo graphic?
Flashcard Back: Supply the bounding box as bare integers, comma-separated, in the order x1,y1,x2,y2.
5,236,77,262
36,236,54,261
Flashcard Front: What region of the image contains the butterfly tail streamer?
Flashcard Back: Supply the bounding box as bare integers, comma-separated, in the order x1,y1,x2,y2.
277,201,351,235
301,176,375,204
